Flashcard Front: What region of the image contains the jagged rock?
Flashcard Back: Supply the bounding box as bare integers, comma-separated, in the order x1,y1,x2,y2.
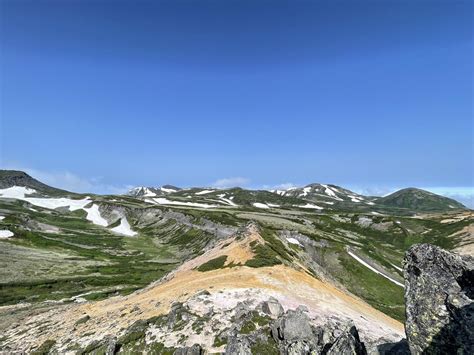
286,340,312,355
104,336,118,355
404,243,474,354
234,302,252,320
271,307,320,354
271,308,314,343
261,297,284,318
374,339,409,355
167,302,189,329
325,325,367,355
173,343,202,355
225,336,252,355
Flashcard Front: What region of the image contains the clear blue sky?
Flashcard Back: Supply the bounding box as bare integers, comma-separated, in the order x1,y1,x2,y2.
0,0,472,203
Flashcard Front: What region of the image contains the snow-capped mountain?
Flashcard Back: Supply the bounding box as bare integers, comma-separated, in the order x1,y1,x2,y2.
126,185,181,197
271,183,375,206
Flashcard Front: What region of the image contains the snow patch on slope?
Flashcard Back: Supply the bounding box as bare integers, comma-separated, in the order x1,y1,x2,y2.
0,230,14,238
217,194,237,206
267,203,280,208
84,204,108,226
299,187,312,197
253,202,269,209
348,251,404,287
160,187,178,193
295,203,324,210
195,190,215,195
111,218,137,237
286,237,302,247
0,186,91,211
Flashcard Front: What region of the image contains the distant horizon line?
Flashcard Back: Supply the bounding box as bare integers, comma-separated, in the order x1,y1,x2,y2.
1,167,473,208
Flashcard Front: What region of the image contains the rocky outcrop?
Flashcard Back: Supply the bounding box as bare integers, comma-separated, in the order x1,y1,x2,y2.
173,344,202,355
270,306,319,352
404,243,474,354
224,302,368,355
325,325,366,355
261,297,284,318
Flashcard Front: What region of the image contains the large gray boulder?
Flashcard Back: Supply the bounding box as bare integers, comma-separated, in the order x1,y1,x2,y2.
261,297,284,318
225,336,251,355
173,344,202,355
404,244,474,354
325,325,367,355
271,307,315,344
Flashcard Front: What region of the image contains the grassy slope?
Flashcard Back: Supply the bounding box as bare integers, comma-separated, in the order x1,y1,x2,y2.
0,195,470,323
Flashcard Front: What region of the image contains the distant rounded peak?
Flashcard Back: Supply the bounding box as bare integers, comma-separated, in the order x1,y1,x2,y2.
0,169,70,195
390,187,435,196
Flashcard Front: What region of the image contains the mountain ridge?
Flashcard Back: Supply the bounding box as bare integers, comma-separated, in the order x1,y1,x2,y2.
124,181,467,212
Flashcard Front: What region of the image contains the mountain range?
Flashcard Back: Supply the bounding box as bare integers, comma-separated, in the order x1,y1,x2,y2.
126,181,466,212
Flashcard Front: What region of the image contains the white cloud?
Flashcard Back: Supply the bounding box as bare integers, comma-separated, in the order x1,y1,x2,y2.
350,186,401,197
1,166,130,195
261,182,297,191
211,177,250,188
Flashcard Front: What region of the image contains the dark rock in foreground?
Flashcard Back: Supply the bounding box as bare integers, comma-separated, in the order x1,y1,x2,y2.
404,243,474,354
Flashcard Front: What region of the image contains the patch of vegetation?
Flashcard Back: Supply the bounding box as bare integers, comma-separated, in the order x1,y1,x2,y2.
240,320,257,334
213,335,228,347
31,339,55,355
191,315,210,334
147,342,176,354
251,311,271,326
337,252,405,321
80,340,106,354
118,330,146,346
251,339,279,355
245,226,297,268
197,255,228,272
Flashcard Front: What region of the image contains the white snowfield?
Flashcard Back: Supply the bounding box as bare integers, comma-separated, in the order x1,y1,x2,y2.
142,188,157,197
252,202,270,209
195,190,214,195
390,263,403,272
348,251,404,288
217,194,237,206
0,186,140,236
111,218,137,237
152,197,218,209
267,203,280,208
160,187,178,193
321,184,343,201
295,203,324,210
84,204,108,227
299,186,312,197
0,230,14,238
0,186,36,198
286,237,302,246
349,195,363,203
0,186,91,211
0,216,5,221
